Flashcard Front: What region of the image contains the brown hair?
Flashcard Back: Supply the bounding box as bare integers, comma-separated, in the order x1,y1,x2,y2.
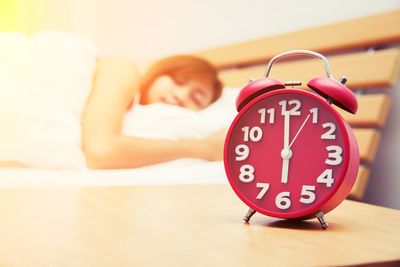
140,55,223,104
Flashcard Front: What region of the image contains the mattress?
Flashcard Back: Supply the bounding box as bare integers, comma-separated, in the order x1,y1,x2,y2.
0,159,227,188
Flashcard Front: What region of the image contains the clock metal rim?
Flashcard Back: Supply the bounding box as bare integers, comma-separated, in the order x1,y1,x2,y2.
224,88,359,219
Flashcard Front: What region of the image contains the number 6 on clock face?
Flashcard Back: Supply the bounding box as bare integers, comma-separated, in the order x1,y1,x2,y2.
224,89,358,219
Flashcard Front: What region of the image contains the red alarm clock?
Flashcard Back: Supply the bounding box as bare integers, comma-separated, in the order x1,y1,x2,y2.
224,50,359,229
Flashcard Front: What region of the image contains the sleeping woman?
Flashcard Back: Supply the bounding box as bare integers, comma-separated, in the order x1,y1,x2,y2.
82,55,226,169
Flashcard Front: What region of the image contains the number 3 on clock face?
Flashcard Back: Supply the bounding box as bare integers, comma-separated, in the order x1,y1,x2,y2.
224,89,353,219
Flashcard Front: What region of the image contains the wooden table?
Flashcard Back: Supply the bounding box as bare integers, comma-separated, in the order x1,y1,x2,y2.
0,184,399,266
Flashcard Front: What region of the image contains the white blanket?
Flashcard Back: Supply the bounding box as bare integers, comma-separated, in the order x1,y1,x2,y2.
0,31,240,187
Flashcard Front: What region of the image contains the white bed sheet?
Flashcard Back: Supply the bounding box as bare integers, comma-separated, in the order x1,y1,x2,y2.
0,159,227,188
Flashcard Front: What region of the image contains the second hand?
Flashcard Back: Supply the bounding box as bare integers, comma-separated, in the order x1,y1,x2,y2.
288,114,311,149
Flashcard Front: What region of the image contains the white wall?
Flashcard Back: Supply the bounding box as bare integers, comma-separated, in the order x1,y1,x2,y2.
84,0,400,63
19,0,400,209
20,0,400,63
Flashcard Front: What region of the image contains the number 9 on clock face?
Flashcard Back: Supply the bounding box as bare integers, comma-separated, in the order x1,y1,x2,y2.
224,89,354,219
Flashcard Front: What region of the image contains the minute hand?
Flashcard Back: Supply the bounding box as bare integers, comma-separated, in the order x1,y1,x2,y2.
283,113,290,148
281,113,291,184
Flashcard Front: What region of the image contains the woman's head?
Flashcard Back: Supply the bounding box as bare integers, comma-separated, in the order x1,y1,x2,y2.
140,55,223,110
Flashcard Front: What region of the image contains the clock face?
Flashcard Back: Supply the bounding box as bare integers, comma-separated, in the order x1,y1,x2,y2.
224,89,350,219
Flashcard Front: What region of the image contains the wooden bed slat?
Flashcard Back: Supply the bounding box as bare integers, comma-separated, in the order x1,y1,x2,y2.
338,94,391,127
195,9,400,68
349,165,370,200
354,129,381,163
219,48,400,90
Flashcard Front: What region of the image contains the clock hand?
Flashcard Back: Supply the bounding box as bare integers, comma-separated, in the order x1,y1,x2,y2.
283,113,290,149
281,113,310,183
281,159,289,184
281,113,292,183
288,114,311,149
281,147,292,184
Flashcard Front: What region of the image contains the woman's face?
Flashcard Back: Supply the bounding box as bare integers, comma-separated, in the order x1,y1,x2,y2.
144,75,215,111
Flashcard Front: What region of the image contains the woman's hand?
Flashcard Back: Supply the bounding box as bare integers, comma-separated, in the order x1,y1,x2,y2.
198,129,228,161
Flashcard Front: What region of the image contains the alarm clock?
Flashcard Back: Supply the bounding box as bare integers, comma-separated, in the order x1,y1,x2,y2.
224,50,359,229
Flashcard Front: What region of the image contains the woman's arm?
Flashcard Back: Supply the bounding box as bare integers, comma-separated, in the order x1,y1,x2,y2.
82,57,224,169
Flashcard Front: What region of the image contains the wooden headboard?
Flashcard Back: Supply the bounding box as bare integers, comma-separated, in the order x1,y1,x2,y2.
196,9,400,200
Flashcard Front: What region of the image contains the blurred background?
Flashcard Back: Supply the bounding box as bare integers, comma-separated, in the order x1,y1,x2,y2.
2,0,399,64
1,0,400,209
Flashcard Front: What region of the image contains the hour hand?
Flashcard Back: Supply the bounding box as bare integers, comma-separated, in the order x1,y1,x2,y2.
281,148,292,183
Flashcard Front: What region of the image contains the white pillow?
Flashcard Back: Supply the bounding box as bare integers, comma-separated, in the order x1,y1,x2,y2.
0,31,97,168
122,88,240,140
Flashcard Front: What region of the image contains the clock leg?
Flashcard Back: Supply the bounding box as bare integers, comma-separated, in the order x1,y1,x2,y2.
316,211,329,229
244,208,256,222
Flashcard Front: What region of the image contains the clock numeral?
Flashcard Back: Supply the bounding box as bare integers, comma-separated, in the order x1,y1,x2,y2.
325,145,343,165
239,164,255,183
310,107,318,124
276,192,291,210
300,185,316,204
235,144,249,161
317,169,334,187
242,126,263,142
321,123,336,139
256,183,270,199
258,108,275,124
279,100,301,116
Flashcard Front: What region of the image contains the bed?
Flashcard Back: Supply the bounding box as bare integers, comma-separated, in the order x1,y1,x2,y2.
0,30,238,187
1,10,400,199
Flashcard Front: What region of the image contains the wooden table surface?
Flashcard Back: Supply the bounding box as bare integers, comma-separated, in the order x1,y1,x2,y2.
0,184,399,266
